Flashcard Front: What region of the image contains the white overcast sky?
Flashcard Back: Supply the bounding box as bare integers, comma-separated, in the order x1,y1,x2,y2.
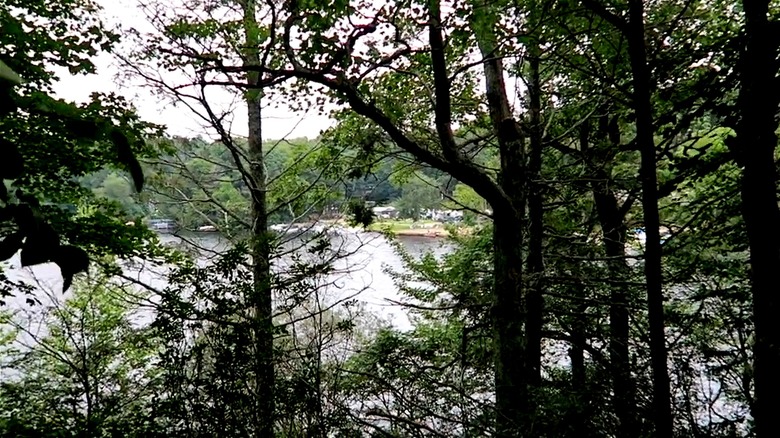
51,0,333,141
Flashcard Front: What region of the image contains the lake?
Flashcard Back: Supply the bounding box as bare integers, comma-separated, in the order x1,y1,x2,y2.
1,230,453,332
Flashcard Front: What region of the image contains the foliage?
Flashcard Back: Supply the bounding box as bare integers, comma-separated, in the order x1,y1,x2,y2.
0,0,777,436
0,279,161,437
0,0,167,297
391,173,442,220
151,234,367,436
338,227,495,435
447,183,489,224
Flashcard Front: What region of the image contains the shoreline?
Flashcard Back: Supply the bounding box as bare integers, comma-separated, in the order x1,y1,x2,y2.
390,227,449,237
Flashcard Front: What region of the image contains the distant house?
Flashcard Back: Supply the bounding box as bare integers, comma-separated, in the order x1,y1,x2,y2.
146,218,178,233
371,206,398,219
431,209,463,222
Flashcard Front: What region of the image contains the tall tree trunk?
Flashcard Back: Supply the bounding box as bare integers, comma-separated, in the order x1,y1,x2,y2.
526,42,545,391
242,1,274,435
567,287,589,437
626,1,673,435
583,118,640,438
595,189,640,438
492,208,529,437
569,305,586,387
470,2,531,434
735,2,780,437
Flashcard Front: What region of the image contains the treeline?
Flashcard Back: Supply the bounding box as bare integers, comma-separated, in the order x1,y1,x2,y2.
81,135,479,228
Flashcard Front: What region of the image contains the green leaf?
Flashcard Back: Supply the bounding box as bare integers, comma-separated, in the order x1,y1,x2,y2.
20,223,60,266
110,128,144,192
12,204,39,235
0,139,24,180
53,245,90,291
0,60,22,85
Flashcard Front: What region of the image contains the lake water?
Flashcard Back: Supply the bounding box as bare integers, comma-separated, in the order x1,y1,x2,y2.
1,230,452,331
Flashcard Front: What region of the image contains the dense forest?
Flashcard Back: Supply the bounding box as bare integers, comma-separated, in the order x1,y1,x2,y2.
1,0,779,437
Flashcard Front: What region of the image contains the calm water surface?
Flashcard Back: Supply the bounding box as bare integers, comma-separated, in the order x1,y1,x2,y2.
2,231,452,331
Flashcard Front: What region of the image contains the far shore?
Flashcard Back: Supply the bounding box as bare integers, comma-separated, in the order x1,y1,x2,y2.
149,217,470,239
389,227,449,237
366,219,472,238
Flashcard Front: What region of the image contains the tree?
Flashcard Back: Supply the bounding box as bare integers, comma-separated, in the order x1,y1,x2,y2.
0,0,166,296
125,1,377,434
0,278,161,437
578,0,674,433
92,172,145,218
206,1,542,433
447,183,489,225
0,0,775,436
392,173,441,220
336,228,495,435
548,1,744,434
242,3,275,431
730,2,780,436
126,0,278,428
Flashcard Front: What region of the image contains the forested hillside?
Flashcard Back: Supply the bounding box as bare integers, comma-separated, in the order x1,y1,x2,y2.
1,0,779,437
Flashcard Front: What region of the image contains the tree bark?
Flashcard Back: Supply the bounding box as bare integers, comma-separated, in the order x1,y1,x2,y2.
526,42,545,391
594,188,640,438
567,287,589,437
626,0,673,435
492,208,530,437
469,2,531,435
583,118,640,438
242,1,274,436
734,2,780,437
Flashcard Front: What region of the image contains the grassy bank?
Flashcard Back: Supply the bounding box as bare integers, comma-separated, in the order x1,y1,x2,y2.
368,220,450,237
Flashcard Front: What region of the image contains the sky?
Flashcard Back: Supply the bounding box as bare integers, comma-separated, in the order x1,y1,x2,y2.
51,0,334,141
